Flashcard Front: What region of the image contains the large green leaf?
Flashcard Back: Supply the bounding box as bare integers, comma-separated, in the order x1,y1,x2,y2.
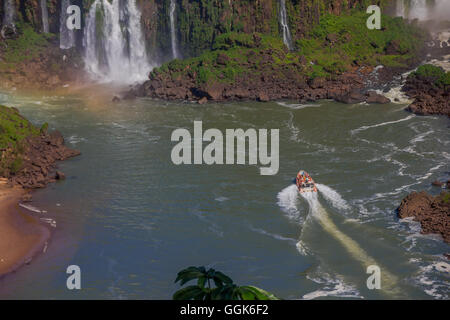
175,267,207,286
173,285,206,300
239,286,279,300
214,271,233,285
197,275,207,288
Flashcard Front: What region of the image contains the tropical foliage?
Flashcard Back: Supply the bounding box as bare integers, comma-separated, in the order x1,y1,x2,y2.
173,266,279,300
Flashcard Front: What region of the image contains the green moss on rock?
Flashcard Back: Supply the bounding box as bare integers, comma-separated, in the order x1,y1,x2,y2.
0,105,39,175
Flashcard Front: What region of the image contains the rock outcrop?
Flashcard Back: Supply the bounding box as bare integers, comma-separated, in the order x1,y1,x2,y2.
402,65,450,117
0,105,80,189
397,191,450,243
9,130,80,189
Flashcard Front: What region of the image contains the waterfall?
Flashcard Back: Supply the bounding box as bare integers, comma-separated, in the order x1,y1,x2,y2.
407,0,429,20
60,0,76,49
170,0,180,59
396,0,405,17
396,0,449,21
278,0,294,51
83,0,152,83
40,0,49,33
2,0,15,27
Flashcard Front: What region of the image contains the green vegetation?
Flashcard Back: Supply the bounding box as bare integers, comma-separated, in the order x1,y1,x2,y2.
441,192,450,204
173,266,279,300
151,11,425,85
410,64,450,87
0,23,53,71
0,105,40,175
297,12,425,76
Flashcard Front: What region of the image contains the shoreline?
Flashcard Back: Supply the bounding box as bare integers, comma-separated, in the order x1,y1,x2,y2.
0,181,50,279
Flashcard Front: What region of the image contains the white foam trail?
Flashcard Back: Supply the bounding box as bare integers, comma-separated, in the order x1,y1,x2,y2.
277,184,302,223
412,259,450,299
303,276,363,300
277,102,320,110
19,203,47,214
351,115,415,134
250,227,297,244
300,192,403,297
316,184,350,212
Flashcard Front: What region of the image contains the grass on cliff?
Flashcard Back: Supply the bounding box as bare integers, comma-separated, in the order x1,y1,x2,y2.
150,11,425,84
410,64,450,88
0,23,53,71
0,105,41,175
296,12,426,77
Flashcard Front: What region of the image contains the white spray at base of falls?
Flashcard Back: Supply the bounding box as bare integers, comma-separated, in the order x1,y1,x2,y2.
277,184,403,297
278,0,294,51
170,0,180,59
84,0,152,83
60,0,76,49
40,0,49,33
396,0,450,21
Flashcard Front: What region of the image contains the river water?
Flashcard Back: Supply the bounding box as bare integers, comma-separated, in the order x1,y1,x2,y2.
0,88,448,299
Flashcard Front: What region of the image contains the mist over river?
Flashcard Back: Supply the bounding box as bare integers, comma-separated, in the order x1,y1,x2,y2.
0,88,448,299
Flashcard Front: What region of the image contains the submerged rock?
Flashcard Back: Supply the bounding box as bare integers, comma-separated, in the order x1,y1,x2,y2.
397,191,450,243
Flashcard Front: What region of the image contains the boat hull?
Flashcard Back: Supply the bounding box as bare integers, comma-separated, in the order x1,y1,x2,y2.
296,170,317,193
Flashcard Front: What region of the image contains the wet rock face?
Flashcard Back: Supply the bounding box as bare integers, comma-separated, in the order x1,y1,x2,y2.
10,130,80,189
402,65,450,117
397,191,450,243
404,83,450,117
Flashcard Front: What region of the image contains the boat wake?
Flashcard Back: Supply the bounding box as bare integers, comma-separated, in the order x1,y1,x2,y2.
277,183,403,298
277,184,303,223
316,184,350,212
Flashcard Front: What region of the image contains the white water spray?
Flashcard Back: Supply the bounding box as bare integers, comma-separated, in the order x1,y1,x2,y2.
278,0,294,51
84,0,152,83
170,0,180,59
40,0,49,33
396,0,450,21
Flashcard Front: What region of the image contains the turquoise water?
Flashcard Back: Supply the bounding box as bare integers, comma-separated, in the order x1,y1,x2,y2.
0,89,448,299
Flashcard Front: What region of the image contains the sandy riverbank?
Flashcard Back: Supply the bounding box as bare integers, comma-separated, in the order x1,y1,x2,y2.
0,180,50,278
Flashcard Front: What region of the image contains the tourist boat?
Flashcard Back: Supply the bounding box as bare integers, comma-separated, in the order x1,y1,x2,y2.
296,170,317,193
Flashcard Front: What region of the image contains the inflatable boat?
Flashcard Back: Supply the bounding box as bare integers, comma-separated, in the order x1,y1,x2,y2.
296,170,317,193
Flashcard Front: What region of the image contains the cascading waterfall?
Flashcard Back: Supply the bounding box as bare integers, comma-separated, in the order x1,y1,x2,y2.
2,0,15,27
396,0,450,21
170,0,180,59
40,0,49,33
84,0,152,83
278,0,294,51
60,0,76,49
